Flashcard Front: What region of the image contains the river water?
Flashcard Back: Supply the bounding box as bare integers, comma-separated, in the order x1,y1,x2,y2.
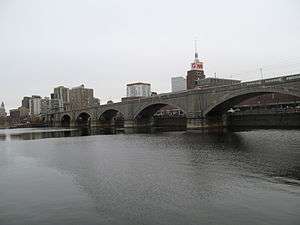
0,128,299,225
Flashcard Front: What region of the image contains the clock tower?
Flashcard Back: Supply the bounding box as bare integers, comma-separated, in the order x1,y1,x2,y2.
186,41,205,89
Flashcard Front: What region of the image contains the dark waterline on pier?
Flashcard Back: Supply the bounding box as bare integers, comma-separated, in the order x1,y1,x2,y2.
0,128,299,225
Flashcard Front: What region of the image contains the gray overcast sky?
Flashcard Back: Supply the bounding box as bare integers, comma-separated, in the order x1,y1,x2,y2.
1,0,300,110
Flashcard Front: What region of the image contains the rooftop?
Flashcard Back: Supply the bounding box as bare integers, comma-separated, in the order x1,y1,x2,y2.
127,82,151,86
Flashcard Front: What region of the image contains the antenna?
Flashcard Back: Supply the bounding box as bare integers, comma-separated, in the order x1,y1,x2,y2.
194,39,198,59
260,67,263,80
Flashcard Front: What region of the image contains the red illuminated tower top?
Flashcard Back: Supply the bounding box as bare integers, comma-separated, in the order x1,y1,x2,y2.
190,40,204,71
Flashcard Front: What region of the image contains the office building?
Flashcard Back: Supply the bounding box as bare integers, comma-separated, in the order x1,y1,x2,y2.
29,95,41,115
9,109,20,124
40,97,51,115
18,106,30,119
50,99,63,112
69,84,94,110
171,77,186,92
22,97,30,109
53,86,70,104
126,82,151,97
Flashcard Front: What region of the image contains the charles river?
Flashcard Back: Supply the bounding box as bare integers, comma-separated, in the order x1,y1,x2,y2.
0,128,299,225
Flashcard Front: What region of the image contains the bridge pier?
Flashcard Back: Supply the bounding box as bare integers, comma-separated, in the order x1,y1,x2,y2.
48,119,77,128
57,120,77,128
124,120,134,128
124,118,155,128
187,115,228,131
90,120,103,127
92,119,119,128
70,120,77,128
53,121,61,127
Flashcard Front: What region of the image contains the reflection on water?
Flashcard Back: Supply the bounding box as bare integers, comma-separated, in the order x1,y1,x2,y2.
0,133,6,140
0,128,299,225
0,127,125,141
0,127,191,141
0,126,231,141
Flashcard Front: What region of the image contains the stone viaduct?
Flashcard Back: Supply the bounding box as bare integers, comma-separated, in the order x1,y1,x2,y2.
46,74,300,130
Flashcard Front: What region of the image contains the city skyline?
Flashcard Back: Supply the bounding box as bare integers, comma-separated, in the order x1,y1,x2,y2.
1,0,300,110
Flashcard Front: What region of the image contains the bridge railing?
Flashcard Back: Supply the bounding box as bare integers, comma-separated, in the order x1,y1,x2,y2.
190,73,300,93
231,107,300,115
139,73,300,101
99,73,300,106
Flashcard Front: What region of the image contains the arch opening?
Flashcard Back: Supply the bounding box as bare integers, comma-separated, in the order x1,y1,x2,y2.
206,92,300,117
135,103,187,131
203,92,300,128
76,112,91,127
99,109,124,128
61,114,71,127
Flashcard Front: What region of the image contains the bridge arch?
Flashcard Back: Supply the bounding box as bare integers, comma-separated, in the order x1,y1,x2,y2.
75,111,92,127
61,114,72,127
98,109,125,127
134,102,187,120
204,88,300,117
99,109,124,120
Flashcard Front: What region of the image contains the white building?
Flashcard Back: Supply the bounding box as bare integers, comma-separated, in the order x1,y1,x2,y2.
171,77,186,92
126,82,151,97
29,96,41,115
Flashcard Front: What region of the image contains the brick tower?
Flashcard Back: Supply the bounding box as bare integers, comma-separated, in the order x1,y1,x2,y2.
186,41,205,89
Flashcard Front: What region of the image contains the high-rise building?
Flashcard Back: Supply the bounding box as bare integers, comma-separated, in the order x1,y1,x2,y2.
22,97,30,109
186,42,205,90
49,86,70,112
9,107,30,125
171,77,186,92
50,99,63,112
53,86,70,104
0,102,7,117
69,84,95,110
9,109,20,125
29,95,41,115
126,82,151,97
40,97,51,115
50,93,56,100
17,106,30,120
